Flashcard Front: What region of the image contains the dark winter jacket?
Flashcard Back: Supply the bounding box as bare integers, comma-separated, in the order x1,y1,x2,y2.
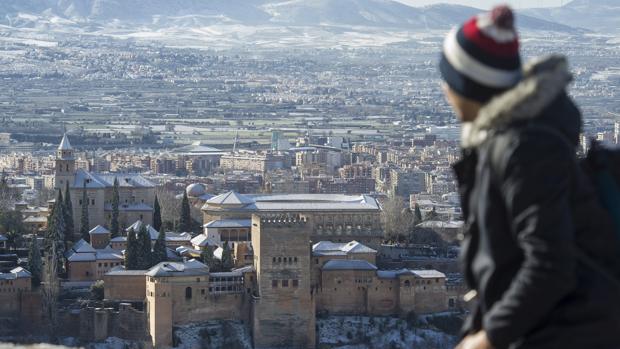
452,55,620,349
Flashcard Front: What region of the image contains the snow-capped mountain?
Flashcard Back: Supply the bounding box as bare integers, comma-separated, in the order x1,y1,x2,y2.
523,0,620,34
0,0,582,33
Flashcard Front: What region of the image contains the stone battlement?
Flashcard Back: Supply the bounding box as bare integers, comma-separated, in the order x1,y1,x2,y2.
257,214,308,226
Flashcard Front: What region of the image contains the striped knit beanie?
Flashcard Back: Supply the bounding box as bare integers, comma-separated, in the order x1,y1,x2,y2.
439,5,522,103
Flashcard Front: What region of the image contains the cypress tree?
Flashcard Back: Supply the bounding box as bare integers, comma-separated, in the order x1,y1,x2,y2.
125,228,138,270
414,203,423,225
45,190,66,275
153,195,162,233
110,178,120,238
179,191,192,233
80,183,90,242
201,245,214,268
221,241,234,272
137,224,153,269
28,237,42,287
63,181,74,243
426,206,439,221
152,229,167,266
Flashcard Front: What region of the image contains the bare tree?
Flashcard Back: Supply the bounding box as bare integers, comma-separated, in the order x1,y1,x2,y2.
34,187,55,207
0,172,19,212
155,187,181,230
381,195,414,243
42,242,60,339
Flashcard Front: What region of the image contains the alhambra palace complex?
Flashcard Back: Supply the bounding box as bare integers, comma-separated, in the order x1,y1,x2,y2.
1,136,463,348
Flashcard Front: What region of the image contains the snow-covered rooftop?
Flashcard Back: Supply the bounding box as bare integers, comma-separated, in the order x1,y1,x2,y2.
377,269,446,279
89,225,110,235
204,219,252,229
203,191,381,211
313,240,376,256
322,259,378,271
146,259,209,277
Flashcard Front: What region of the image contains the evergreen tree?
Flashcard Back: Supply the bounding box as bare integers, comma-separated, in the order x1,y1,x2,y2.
125,228,138,270
425,206,439,221
80,183,90,242
63,181,74,243
27,237,42,287
137,224,153,269
414,203,423,225
152,228,167,266
110,178,120,238
221,241,234,272
153,195,162,233
179,191,192,233
44,190,66,275
201,245,214,268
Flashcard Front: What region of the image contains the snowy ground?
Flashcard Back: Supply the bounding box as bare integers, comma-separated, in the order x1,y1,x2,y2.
2,314,459,349
318,314,460,349
173,321,252,349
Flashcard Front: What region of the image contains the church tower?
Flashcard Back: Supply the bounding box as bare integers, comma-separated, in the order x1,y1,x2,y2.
54,134,75,190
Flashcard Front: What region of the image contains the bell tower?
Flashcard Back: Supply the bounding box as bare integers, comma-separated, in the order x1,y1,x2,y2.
54,133,75,190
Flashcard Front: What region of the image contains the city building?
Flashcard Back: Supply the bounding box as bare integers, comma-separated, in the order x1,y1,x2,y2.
65,239,124,281
54,134,156,232
201,191,384,247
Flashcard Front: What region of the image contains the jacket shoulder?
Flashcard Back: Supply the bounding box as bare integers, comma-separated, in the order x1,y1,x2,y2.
482,124,575,180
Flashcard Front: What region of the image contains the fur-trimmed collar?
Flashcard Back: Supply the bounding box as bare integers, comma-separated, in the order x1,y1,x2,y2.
461,55,573,148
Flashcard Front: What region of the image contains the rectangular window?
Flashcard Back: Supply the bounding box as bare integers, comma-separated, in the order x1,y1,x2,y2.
292,279,299,288
282,280,289,287
272,280,278,288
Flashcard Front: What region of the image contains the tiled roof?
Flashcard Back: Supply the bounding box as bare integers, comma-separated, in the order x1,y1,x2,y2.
89,225,110,235
376,269,446,279
165,232,192,241
73,239,96,253
171,142,224,155
204,219,251,228
313,240,376,256
10,267,31,278
95,250,123,261
58,133,72,150
207,191,254,206
73,169,154,189
411,270,446,278
146,259,209,277
0,267,31,280
341,241,377,254
126,220,159,240
67,252,96,262
203,192,380,211
322,259,378,271
190,234,209,247
105,266,147,276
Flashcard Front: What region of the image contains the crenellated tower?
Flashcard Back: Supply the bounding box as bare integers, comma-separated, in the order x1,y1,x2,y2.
251,213,316,349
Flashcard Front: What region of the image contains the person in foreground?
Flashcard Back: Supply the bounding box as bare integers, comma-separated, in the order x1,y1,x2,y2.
440,5,620,349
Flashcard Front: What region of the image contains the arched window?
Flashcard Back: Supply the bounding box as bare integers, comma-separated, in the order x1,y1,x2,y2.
404,280,411,287
185,287,192,299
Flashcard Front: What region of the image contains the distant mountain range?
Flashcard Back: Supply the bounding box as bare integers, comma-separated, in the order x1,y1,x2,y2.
0,0,587,33
523,0,620,34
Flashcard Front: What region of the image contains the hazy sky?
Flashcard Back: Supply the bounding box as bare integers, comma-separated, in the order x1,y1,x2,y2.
396,0,569,9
